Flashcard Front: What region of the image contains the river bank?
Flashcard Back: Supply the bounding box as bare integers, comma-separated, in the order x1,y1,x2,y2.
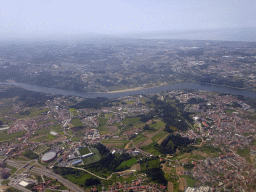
1,81,256,99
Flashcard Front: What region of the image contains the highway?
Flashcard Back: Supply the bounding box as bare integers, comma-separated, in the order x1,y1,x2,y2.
9,183,32,192
6,160,85,192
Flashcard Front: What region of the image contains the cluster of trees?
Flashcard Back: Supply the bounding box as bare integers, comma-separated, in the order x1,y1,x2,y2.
70,97,112,109
143,124,155,131
19,111,30,115
18,92,55,107
196,75,245,88
139,157,167,185
159,134,194,154
187,97,206,104
236,95,256,109
86,143,133,173
184,163,195,170
53,167,100,187
22,150,39,159
139,109,158,122
84,152,132,174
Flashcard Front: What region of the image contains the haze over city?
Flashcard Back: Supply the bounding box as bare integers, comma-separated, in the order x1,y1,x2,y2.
1,0,256,41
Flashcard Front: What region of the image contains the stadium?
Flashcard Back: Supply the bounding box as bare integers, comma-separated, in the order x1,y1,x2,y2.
41,152,57,163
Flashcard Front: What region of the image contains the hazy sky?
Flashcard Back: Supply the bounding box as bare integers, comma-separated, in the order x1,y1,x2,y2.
0,0,255,37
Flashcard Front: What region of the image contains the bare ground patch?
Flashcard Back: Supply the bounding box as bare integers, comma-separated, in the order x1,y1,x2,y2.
124,140,132,149
102,142,124,147
130,163,141,171
139,138,153,147
48,136,67,144
157,133,169,144
107,126,118,133
192,150,208,158
29,134,47,141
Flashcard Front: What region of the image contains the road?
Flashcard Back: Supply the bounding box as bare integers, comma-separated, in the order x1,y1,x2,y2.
6,160,85,192
9,183,32,192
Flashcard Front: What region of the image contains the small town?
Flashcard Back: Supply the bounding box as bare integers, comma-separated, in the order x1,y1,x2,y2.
0,82,256,192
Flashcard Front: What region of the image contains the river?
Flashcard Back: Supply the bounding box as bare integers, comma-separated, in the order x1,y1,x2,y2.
1,82,256,99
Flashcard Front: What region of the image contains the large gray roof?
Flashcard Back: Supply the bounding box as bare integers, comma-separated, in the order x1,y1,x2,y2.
42,151,56,162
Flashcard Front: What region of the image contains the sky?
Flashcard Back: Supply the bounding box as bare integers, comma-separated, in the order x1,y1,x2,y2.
0,0,255,39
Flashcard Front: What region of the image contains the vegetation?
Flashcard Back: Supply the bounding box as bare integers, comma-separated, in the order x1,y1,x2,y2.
117,158,137,170
140,142,162,156
0,130,27,142
195,138,202,145
149,121,166,130
53,167,100,188
50,123,62,132
1,179,10,185
139,158,167,185
79,147,91,156
237,147,250,156
22,150,39,159
71,118,84,127
159,134,194,154
70,97,111,109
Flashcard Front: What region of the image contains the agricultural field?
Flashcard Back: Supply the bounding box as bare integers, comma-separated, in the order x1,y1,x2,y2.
151,131,168,142
35,128,50,135
82,147,101,165
133,133,147,145
149,121,166,130
34,145,50,155
50,123,62,132
0,130,27,142
105,113,114,119
101,140,129,149
122,117,143,127
130,163,141,171
30,134,57,142
79,147,91,156
97,117,109,135
117,158,137,170
140,142,162,156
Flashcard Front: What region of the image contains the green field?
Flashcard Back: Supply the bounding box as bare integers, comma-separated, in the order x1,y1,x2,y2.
31,134,57,142
28,108,50,117
151,131,168,142
35,128,50,135
82,148,101,165
64,171,97,187
50,123,62,132
8,166,17,174
0,130,27,142
34,145,50,155
79,147,91,156
97,117,109,134
117,158,137,170
71,135,83,142
105,113,114,119
122,117,143,127
182,175,197,187
237,147,250,157
133,133,147,145
140,142,162,156
70,118,83,127
1,179,10,185
149,121,166,130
